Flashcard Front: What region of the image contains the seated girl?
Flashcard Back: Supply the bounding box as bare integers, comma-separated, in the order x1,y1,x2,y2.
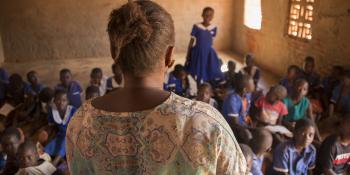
44,89,76,167
26,71,45,96
279,65,300,96
89,68,108,96
195,83,218,108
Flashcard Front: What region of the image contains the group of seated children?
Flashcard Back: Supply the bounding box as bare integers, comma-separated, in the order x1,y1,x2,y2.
164,54,350,175
0,63,124,174
0,53,348,175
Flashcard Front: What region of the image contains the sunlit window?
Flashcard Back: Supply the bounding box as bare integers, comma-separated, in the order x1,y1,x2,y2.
288,0,314,40
244,0,262,30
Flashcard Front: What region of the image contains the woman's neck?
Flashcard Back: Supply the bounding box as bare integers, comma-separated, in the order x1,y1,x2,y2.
123,74,163,90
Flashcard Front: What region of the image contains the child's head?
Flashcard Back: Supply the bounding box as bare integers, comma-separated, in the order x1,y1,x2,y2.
39,87,54,104
59,69,72,87
54,89,69,112
1,127,22,158
330,65,343,79
227,61,236,72
86,86,100,100
107,1,175,77
293,118,315,149
287,65,300,80
235,74,255,94
245,54,255,67
17,141,39,168
197,83,212,102
202,7,214,24
343,69,350,87
293,79,308,97
249,128,273,155
266,85,287,103
239,144,254,173
90,68,103,86
9,74,24,92
339,114,350,140
26,71,39,86
112,63,123,76
303,56,315,74
173,64,187,80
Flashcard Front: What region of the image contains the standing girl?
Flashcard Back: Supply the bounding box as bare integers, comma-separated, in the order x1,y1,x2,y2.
185,7,224,84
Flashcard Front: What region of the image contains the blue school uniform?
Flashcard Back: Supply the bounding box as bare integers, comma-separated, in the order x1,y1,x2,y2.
44,105,76,157
279,78,294,95
25,84,45,96
56,81,82,108
185,23,224,84
251,153,264,175
0,68,9,83
330,84,350,113
273,141,316,175
221,91,252,126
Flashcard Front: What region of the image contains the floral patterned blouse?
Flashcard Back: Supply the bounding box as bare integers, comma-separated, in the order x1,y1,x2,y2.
66,93,247,175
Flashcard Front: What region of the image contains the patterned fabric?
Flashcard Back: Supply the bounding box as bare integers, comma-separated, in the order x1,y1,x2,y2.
66,93,247,175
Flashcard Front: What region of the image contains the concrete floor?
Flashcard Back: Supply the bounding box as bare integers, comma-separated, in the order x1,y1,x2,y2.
1,51,279,91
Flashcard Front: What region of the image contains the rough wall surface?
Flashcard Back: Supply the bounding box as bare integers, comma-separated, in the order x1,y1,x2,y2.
0,0,234,62
232,0,350,76
0,34,4,62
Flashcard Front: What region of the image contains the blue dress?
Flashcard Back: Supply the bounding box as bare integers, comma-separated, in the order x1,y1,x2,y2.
45,105,76,157
186,23,224,84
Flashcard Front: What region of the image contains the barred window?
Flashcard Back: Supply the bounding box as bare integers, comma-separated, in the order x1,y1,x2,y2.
287,0,314,40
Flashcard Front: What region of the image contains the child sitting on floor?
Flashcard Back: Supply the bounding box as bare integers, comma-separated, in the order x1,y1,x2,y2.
85,86,100,100
282,79,313,128
26,71,45,96
241,54,260,89
164,64,197,98
55,69,82,108
6,74,29,107
254,85,292,138
224,60,240,90
222,74,255,126
302,56,321,94
90,67,108,96
195,83,218,108
106,63,124,93
1,127,24,175
15,141,56,175
272,118,316,175
240,144,254,174
249,128,273,175
329,70,350,118
279,65,300,96
44,89,76,167
315,114,350,175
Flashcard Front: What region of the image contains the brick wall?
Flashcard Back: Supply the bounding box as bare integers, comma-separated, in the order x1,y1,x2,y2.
232,0,350,77
0,0,234,62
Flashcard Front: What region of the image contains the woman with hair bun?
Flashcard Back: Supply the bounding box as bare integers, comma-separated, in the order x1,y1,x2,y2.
66,1,247,174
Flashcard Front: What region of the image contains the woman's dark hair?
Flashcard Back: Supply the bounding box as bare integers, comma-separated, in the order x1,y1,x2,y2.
107,0,175,77
202,7,214,15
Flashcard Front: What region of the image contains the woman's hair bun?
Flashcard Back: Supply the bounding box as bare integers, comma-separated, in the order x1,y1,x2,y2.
108,0,153,58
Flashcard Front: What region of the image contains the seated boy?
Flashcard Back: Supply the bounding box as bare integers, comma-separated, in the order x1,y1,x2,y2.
195,83,218,108
85,85,100,100
1,127,24,175
249,128,273,175
239,144,254,174
254,85,292,138
15,141,56,175
222,74,255,126
315,115,350,175
90,68,108,96
272,118,316,175
164,64,197,98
